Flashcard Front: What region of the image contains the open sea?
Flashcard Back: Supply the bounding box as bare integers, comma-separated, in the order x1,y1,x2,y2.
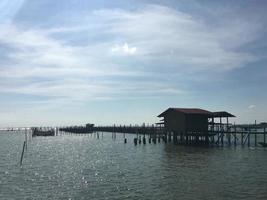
0,131,267,200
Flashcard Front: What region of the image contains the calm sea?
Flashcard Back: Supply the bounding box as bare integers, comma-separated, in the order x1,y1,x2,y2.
0,131,267,200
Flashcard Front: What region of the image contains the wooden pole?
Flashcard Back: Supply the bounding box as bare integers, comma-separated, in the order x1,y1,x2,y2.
214,117,216,134
227,117,230,145
241,130,244,146
254,120,257,146
248,126,250,147
20,141,26,166
234,123,237,146
24,129,27,150
220,117,224,146
264,127,266,144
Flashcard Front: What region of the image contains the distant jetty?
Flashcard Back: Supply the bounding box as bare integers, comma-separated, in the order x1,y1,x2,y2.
1,107,266,147
32,127,55,137
59,123,94,134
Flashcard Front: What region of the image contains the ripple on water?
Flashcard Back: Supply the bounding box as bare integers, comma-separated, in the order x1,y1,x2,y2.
0,132,267,200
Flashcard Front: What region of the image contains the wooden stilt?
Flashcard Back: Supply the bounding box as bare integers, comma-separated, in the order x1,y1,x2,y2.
248,127,250,147
264,127,266,144
241,131,244,146
173,132,177,144
20,141,26,166
134,138,137,145
24,129,27,150
254,120,257,146
142,136,146,144
227,117,231,146
220,117,223,146
234,124,237,146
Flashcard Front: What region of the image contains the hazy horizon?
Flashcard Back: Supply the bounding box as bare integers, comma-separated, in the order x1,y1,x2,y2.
0,0,267,127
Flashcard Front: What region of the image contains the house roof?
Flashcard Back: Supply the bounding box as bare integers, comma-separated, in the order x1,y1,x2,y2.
212,111,235,118
158,108,213,117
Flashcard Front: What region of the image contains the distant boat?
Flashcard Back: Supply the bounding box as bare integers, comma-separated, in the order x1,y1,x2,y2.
258,142,267,147
32,128,55,137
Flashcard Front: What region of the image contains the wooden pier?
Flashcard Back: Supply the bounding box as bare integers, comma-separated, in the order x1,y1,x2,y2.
2,121,266,148
90,123,267,147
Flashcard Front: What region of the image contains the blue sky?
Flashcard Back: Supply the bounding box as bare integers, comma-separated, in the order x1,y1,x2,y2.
0,0,266,127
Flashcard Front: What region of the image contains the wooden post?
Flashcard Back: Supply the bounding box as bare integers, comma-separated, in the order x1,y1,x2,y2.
180,131,183,142
241,130,244,146
227,117,231,146
254,120,257,146
220,117,223,146
173,132,177,144
158,131,160,142
134,138,137,145
212,117,214,135
20,141,26,166
233,124,236,146
143,136,146,145
24,129,27,150
248,126,250,147
136,126,138,140
167,131,171,142
264,127,266,144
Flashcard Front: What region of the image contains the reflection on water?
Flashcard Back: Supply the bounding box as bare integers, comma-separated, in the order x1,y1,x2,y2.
0,131,267,200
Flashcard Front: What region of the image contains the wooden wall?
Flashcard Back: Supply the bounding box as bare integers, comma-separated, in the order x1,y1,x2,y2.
164,111,208,133
186,115,208,132
164,111,186,132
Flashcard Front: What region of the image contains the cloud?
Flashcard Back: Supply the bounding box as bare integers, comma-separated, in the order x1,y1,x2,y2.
111,43,137,55
0,22,178,102
0,4,263,107
92,5,258,71
248,105,256,109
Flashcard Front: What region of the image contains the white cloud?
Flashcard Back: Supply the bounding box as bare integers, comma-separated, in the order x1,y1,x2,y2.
0,4,262,107
248,105,256,109
92,5,258,71
111,43,137,55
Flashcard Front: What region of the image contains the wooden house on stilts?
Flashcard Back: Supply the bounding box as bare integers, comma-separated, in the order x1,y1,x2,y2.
157,108,235,145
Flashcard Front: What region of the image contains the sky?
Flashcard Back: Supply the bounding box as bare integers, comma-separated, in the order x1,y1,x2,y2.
0,0,266,127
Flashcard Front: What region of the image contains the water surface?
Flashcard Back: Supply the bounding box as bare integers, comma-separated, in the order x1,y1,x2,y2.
0,131,267,199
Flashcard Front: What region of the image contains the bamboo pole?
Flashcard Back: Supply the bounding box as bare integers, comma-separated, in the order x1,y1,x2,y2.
220,117,224,146
234,123,237,146
248,126,250,147
254,120,257,146
227,117,231,145
20,141,26,166
264,127,266,144
24,129,27,150
241,131,244,146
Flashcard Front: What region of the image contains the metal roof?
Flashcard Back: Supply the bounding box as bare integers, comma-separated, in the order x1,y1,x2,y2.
212,111,235,118
158,108,213,117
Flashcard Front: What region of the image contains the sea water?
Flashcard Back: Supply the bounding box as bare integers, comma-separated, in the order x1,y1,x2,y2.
0,131,267,200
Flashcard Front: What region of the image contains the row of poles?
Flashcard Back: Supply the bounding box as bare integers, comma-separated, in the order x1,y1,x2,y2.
20,129,32,166
16,124,267,166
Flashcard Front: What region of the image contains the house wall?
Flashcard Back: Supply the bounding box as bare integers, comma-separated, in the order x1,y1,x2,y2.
164,111,186,133
163,112,209,133
186,115,208,132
